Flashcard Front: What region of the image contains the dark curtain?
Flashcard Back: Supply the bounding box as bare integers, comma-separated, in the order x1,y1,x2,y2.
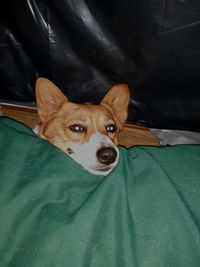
1,0,200,131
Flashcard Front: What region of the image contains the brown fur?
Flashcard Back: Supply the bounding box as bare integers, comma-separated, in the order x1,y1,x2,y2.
36,78,130,148
35,78,130,175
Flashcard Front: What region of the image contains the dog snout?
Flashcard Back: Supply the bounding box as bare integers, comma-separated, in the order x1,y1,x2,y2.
96,147,117,165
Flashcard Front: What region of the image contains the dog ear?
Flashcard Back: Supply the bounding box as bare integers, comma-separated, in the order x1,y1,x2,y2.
36,78,68,122
101,84,130,128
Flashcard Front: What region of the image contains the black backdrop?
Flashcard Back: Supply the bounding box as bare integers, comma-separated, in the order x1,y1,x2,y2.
1,0,200,131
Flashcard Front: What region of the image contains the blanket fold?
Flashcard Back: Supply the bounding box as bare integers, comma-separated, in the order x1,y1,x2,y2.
0,117,200,267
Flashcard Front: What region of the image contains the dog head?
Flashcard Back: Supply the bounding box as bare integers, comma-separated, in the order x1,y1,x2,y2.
36,78,130,175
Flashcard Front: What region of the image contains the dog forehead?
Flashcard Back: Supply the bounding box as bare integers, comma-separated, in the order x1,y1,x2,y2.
60,102,115,123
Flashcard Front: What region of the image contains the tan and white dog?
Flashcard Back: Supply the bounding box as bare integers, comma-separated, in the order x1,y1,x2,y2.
35,78,130,175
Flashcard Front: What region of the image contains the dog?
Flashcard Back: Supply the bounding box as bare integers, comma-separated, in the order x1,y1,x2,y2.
35,78,130,175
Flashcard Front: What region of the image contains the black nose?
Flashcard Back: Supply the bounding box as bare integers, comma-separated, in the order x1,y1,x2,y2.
96,147,117,165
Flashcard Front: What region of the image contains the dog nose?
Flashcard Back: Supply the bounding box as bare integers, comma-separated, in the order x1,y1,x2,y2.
97,147,117,165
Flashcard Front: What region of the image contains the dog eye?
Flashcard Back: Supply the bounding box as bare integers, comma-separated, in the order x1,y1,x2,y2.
106,124,117,133
69,124,87,133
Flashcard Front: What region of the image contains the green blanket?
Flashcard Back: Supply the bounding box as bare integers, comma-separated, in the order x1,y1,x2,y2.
0,117,200,267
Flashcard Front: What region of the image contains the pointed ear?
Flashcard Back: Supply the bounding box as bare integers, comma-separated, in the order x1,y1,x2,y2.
36,78,68,122
101,84,130,127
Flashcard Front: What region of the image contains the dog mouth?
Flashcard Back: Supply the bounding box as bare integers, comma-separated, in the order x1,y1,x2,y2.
92,165,112,172
87,163,116,175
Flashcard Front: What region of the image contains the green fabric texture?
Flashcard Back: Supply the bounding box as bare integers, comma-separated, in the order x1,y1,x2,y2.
0,117,200,267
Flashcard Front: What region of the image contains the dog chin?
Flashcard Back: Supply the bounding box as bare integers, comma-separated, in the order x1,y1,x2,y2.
85,165,116,176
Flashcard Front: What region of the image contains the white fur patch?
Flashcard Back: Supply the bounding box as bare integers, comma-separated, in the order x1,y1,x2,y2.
32,124,40,134
67,133,119,175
